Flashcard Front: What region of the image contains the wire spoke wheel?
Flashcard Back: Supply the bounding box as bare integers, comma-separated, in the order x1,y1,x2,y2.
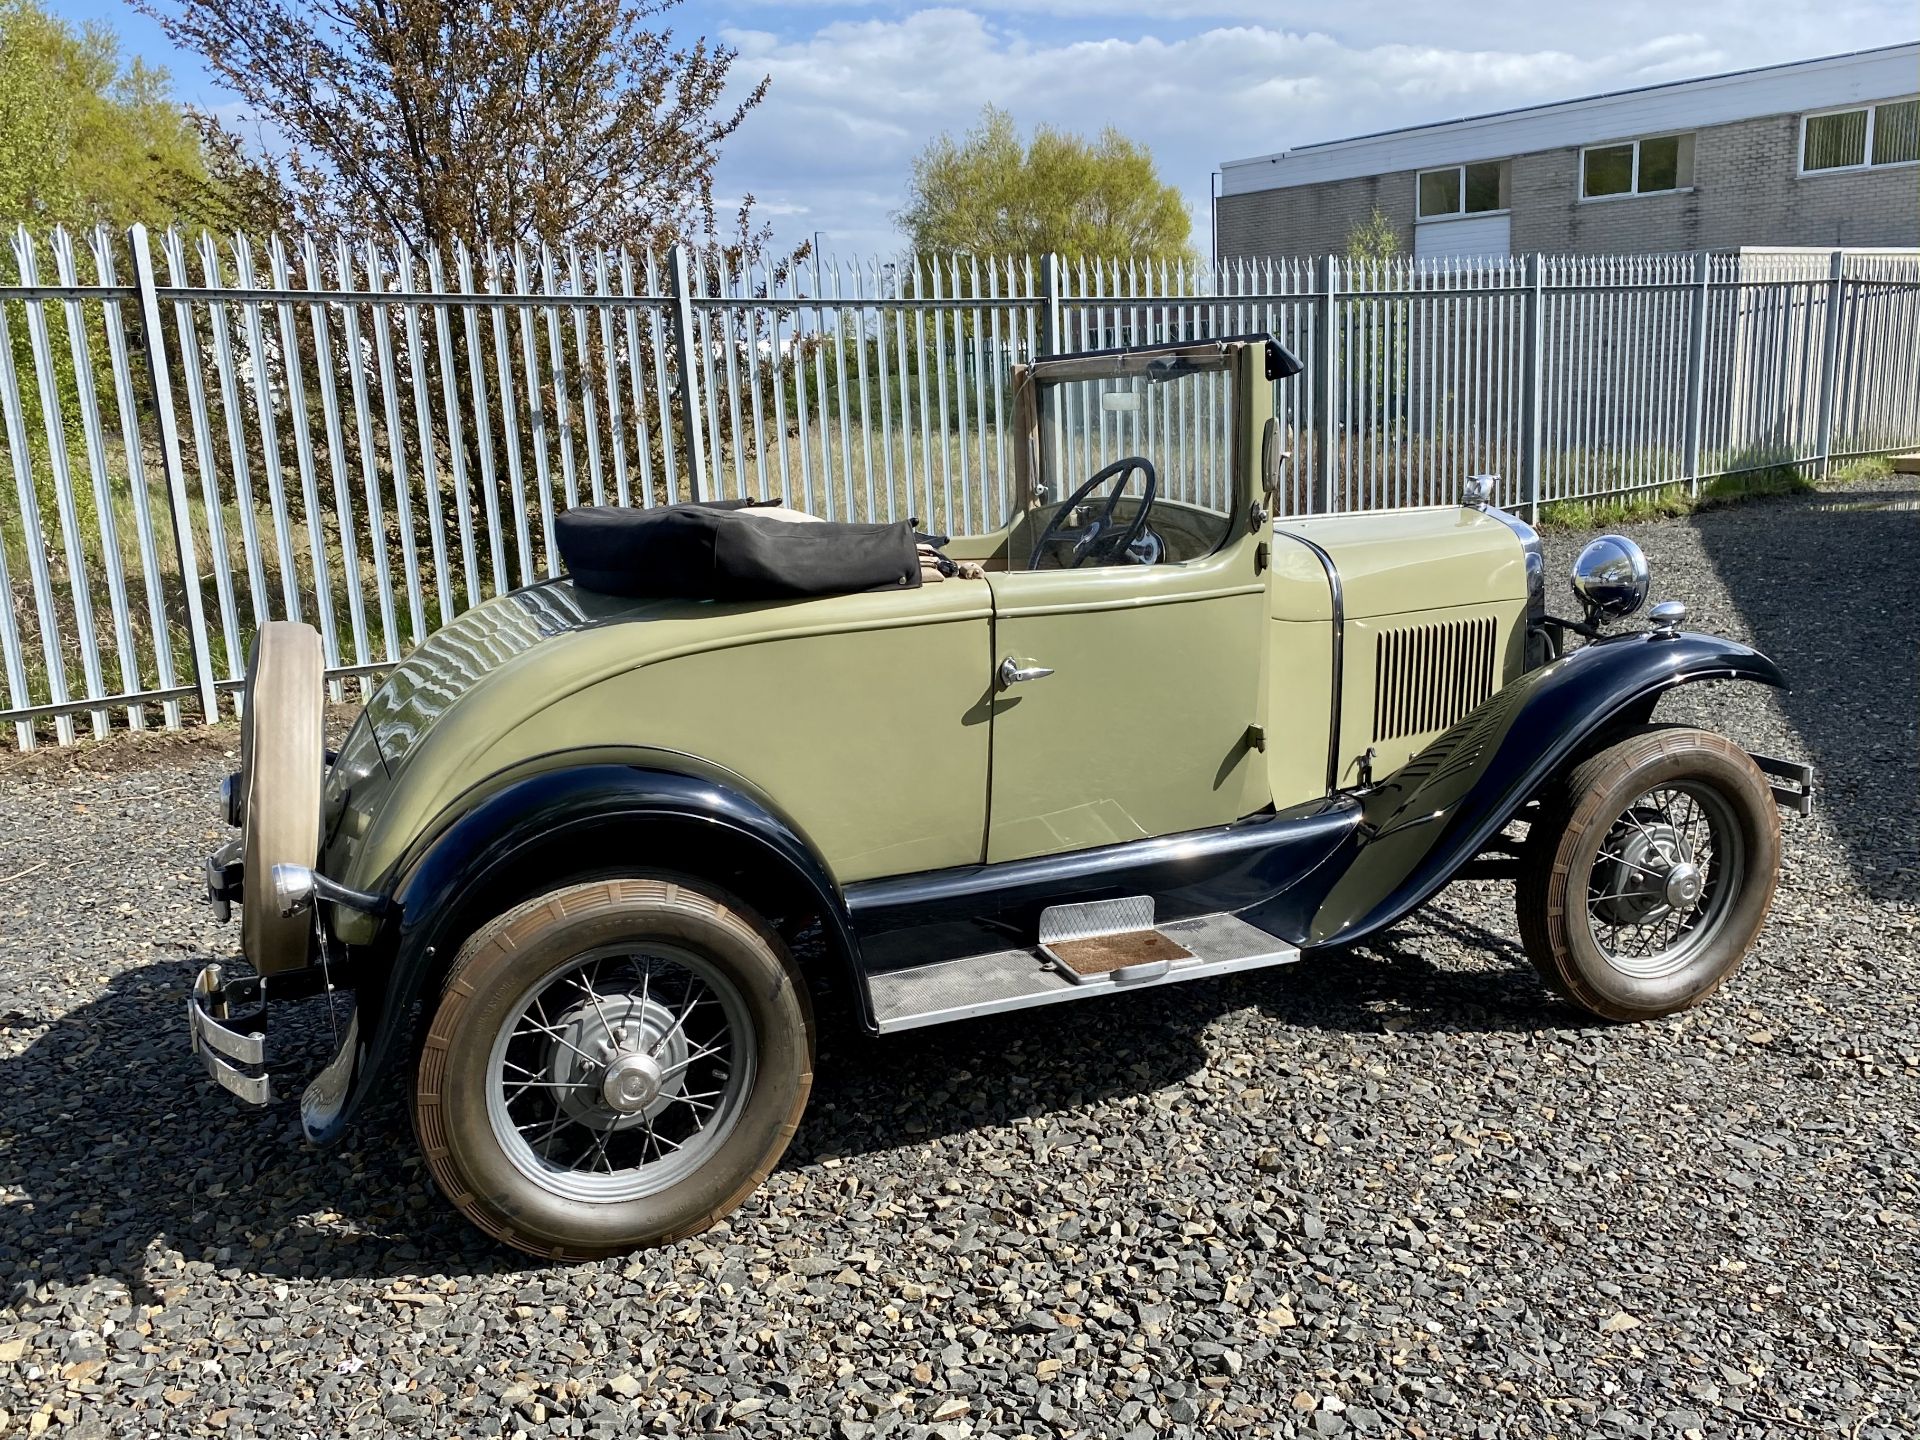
1581,783,1745,980
415,878,813,1259
485,943,756,1205
1518,726,1780,1023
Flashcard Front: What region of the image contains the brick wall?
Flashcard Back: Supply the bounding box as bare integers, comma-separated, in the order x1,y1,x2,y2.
1216,171,1416,262
1218,112,1920,260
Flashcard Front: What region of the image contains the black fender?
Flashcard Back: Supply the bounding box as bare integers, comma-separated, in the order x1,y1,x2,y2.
303,756,861,1144
1241,629,1787,950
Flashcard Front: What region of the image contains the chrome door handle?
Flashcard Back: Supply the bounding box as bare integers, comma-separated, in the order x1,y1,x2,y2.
998,656,1055,689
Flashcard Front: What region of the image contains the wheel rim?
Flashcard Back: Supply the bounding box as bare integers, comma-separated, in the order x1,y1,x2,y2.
485,943,756,1204
1582,781,1747,980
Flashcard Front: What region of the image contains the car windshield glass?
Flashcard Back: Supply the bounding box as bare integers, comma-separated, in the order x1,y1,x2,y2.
1018,350,1238,562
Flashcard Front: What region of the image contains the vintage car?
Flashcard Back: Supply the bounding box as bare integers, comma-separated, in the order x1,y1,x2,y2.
190,334,1813,1258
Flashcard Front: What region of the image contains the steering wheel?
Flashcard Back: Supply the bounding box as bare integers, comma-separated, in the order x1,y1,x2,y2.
1027,456,1158,570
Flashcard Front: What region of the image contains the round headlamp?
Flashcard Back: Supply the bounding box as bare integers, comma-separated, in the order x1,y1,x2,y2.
1571,535,1651,622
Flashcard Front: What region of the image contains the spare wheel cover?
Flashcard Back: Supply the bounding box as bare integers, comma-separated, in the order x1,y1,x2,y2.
241,622,326,976
236,631,263,819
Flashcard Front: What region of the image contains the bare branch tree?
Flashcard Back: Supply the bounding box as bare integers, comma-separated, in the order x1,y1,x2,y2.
136,0,774,259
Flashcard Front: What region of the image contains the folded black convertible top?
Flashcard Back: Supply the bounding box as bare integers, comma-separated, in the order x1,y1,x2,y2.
555,501,922,601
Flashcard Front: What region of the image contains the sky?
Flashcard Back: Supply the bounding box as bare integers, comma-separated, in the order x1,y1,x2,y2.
47,0,1920,258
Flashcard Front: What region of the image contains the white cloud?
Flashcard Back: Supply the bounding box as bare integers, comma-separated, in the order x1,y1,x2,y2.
712,4,1916,256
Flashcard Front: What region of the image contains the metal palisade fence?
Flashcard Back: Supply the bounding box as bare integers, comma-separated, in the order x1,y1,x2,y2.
1,226,1916,747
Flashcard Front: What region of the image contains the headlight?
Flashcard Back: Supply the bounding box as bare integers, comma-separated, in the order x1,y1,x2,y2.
1571,535,1650,622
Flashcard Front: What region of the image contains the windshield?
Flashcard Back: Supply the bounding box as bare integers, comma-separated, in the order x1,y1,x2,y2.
1016,348,1241,566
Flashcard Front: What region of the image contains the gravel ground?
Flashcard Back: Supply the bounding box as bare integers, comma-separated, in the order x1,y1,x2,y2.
2,475,1917,1439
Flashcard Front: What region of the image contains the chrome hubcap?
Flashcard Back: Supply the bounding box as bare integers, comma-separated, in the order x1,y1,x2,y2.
1584,784,1745,981
544,992,690,1128
1663,860,1703,909
485,945,756,1204
600,1051,666,1116
1590,816,1692,928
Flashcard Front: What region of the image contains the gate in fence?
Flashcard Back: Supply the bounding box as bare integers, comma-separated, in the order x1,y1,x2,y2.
2,225,1916,747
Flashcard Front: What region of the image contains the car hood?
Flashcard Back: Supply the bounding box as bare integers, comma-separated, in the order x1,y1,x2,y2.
1274,505,1528,619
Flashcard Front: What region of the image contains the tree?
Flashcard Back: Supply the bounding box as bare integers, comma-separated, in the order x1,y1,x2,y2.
0,0,245,232
1342,207,1405,423
898,106,1191,263
136,0,772,259
1344,207,1402,269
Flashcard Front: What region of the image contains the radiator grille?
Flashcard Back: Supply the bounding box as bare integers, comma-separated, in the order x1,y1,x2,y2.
1372,616,1498,743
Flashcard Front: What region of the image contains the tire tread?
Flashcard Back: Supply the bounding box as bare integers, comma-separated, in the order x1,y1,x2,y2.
1517,725,1780,1022
412,876,813,1261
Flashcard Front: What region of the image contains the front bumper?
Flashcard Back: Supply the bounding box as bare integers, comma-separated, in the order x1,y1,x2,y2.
187,963,272,1104
1749,751,1815,816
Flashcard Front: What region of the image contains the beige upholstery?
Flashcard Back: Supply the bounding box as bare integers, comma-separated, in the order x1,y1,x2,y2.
737,505,823,525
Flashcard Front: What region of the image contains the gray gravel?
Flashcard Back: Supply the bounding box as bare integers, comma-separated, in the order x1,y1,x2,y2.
2,476,1917,1439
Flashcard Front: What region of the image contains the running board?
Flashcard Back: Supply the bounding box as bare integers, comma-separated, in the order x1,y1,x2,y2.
868,912,1301,1033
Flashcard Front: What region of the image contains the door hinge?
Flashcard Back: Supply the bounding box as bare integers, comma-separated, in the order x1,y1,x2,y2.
1254,541,1269,574
1244,723,1266,753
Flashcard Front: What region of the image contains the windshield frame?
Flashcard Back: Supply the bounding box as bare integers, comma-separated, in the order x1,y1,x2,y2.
1009,337,1258,526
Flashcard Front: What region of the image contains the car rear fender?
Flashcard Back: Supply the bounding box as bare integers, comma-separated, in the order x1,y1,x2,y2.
1241,630,1789,950
302,755,861,1144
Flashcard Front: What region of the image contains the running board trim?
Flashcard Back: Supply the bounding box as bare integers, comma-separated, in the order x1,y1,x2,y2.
869,912,1301,1033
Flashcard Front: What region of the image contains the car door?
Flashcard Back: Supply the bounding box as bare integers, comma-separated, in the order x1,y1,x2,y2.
984,526,1270,863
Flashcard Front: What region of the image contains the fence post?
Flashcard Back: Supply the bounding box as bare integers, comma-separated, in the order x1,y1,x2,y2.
1683,250,1711,495
1520,251,1544,523
1314,253,1338,513
1815,248,1845,478
1039,253,1063,357
667,244,708,502
128,224,219,724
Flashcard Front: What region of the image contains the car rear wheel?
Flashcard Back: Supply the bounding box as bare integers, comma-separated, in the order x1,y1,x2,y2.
1518,726,1780,1022
413,877,813,1260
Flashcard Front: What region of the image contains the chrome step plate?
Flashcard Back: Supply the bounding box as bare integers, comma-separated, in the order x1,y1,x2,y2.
869,912,1302,1033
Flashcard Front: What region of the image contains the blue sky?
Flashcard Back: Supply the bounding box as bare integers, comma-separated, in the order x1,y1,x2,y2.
47,0,1920,257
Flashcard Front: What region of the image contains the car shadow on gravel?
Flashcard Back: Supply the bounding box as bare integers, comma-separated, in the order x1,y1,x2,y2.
0,960,528,1296
2,957,1222,1286
797,903,1582,1160
1691,487,1920,903
3,913,1574,1286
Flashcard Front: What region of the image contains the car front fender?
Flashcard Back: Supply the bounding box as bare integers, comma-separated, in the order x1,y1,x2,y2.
300,757,861,1144
1242,629,1788,951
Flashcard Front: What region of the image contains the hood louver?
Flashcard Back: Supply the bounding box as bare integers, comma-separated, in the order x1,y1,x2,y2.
1373,616,1498,744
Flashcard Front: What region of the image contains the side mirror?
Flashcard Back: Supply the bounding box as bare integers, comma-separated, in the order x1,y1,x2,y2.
1263,337,1304,380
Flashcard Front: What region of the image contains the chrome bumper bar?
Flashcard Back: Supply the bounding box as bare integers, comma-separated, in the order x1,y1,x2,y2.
1748,751,1815,816
187,963,272,1105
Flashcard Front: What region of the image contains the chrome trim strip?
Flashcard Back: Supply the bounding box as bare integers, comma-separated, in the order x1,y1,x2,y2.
1277,531,1345,793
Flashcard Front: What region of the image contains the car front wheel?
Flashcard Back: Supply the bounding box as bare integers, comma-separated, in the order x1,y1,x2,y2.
414,877,813,1260
1518,726,1781,1022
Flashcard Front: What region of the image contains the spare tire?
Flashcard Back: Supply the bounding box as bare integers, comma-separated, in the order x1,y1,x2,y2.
240,622,325,976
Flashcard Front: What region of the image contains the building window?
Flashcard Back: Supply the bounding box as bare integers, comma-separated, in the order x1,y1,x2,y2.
1580,134,1693,199
1417,161,1507,219
1802,97,1920,172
